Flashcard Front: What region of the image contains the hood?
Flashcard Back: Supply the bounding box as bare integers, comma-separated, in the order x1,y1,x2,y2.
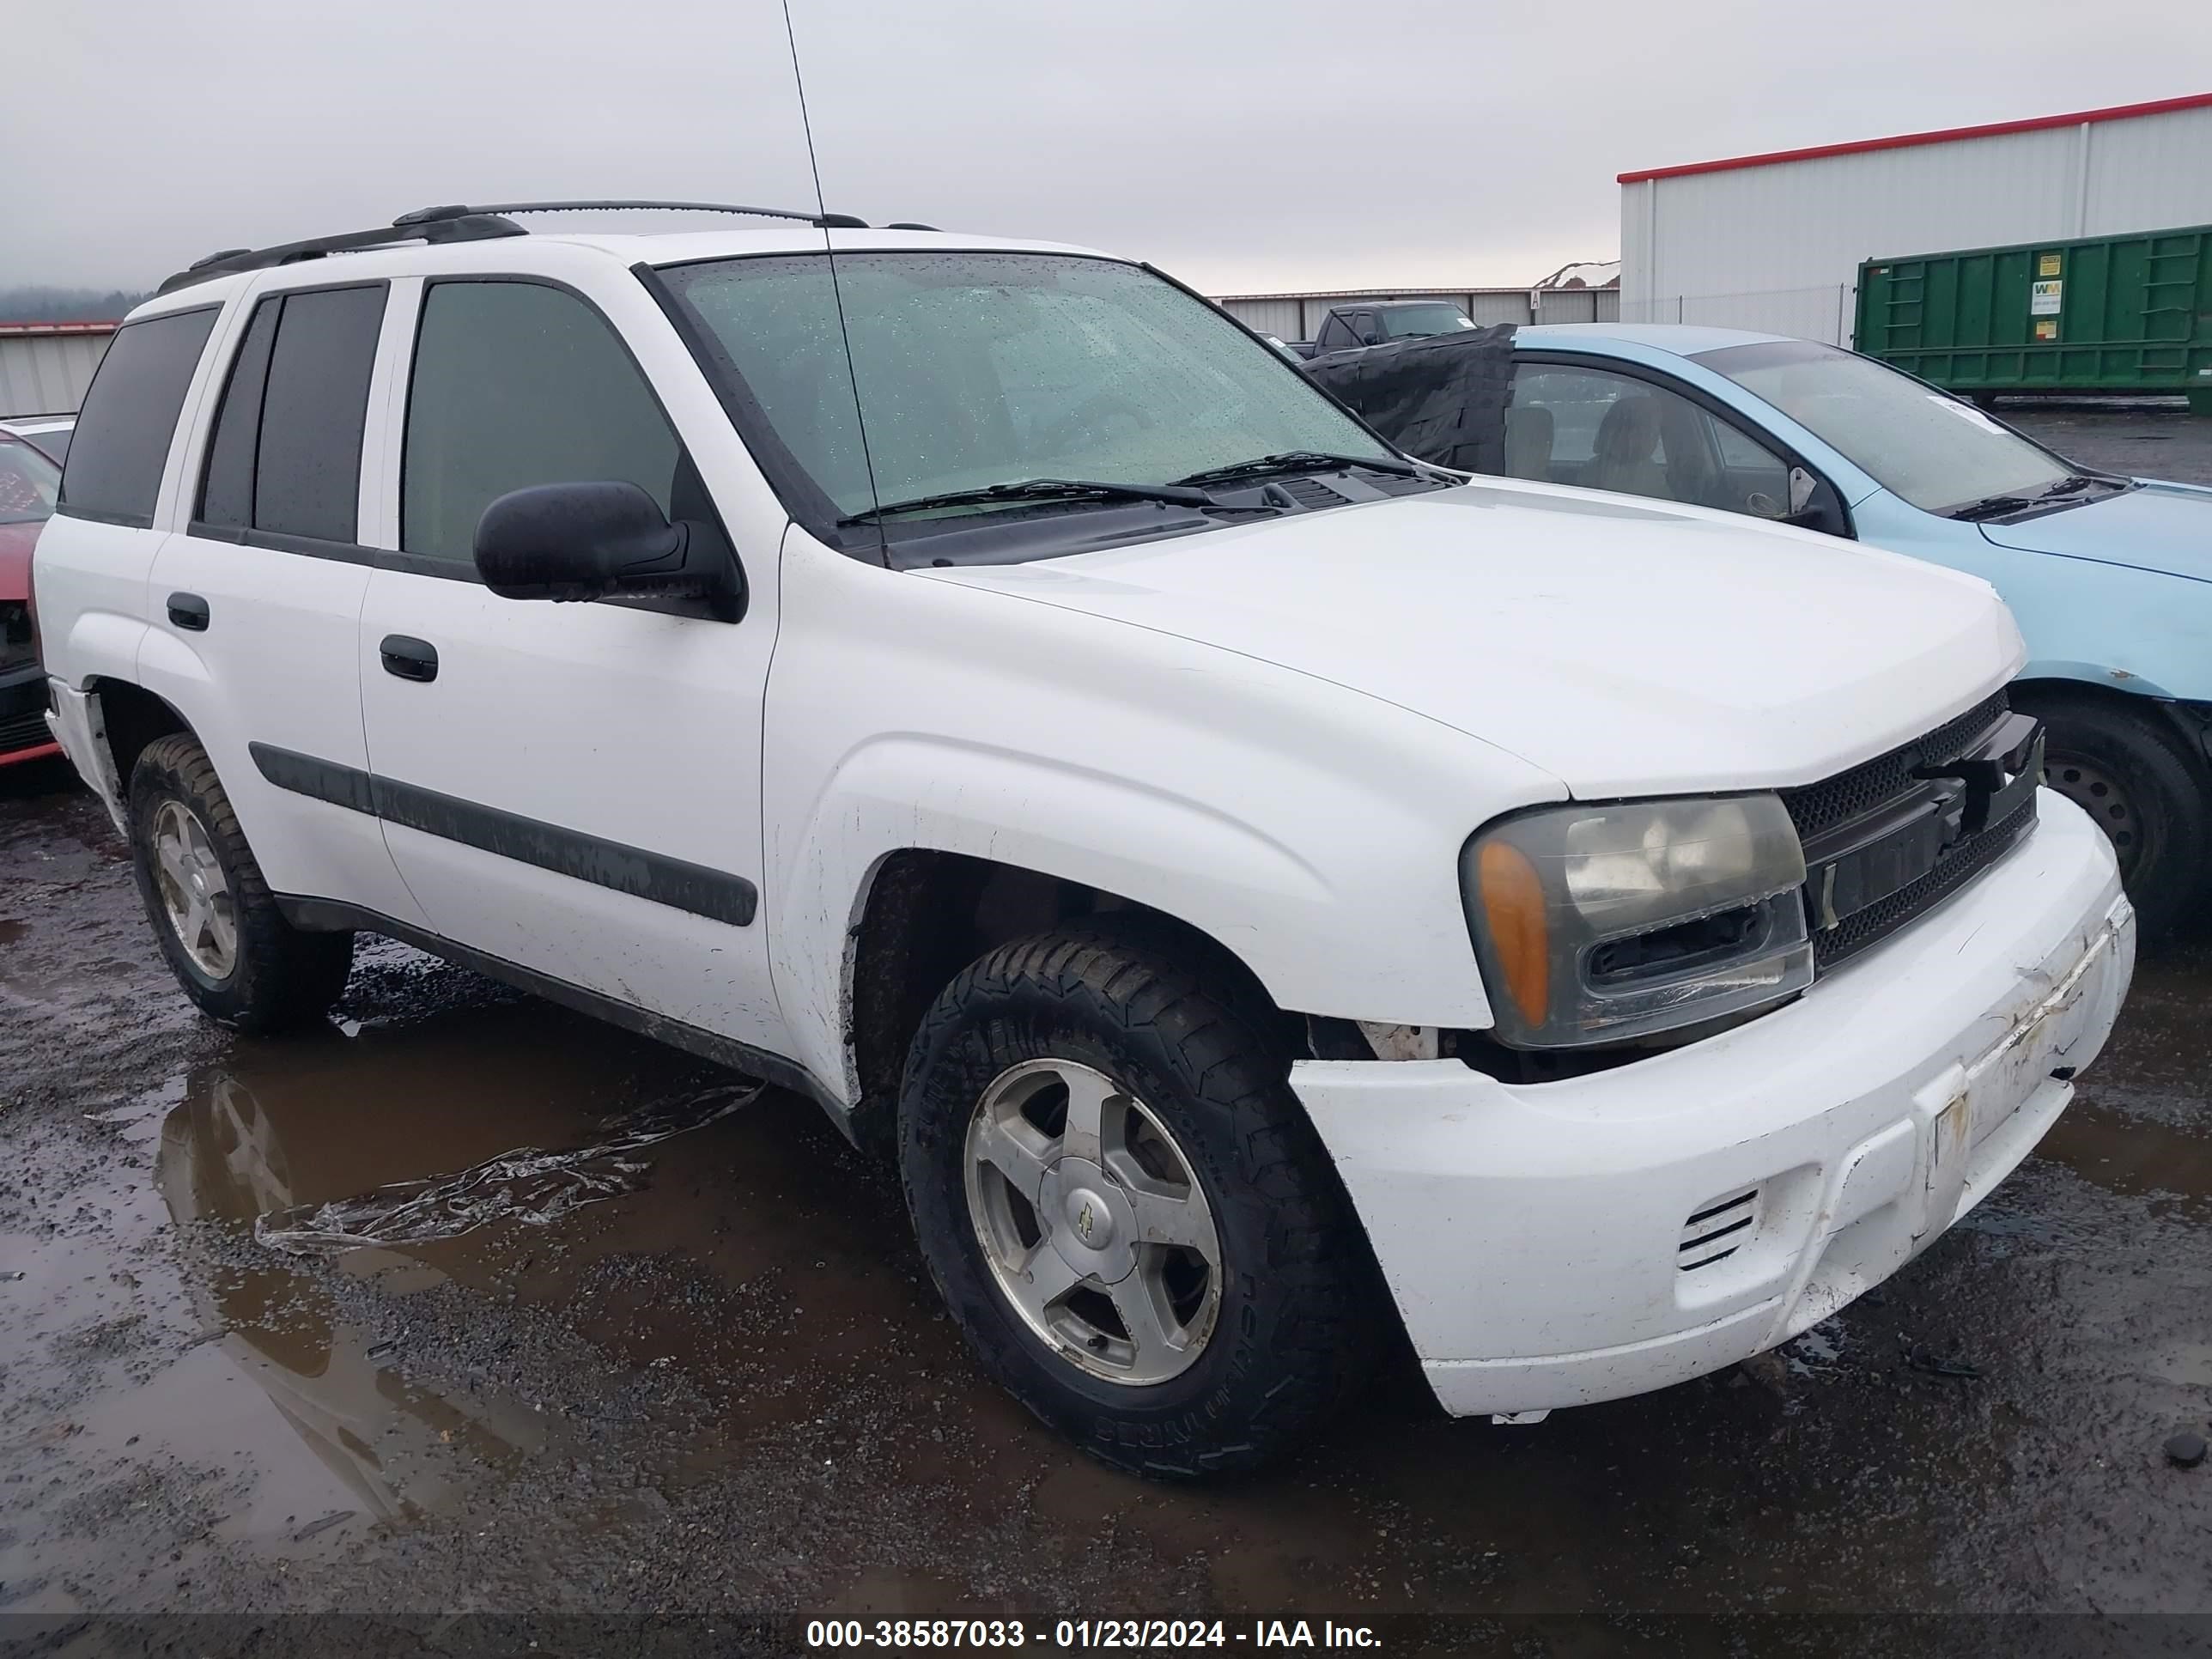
926,481,2022,799
0,521,37,602
1978,480,2212,584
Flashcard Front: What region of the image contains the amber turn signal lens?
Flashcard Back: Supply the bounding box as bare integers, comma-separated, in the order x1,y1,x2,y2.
1477,839,1550,1028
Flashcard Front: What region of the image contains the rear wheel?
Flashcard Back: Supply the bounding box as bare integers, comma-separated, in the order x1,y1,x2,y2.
899,927,1379,1478
2017,690,2209,939
128,734,355,1032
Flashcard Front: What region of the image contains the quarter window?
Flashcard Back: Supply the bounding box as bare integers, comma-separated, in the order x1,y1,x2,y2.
58,308,219,528
1507,364,1795,518
401,281,680,563
198,284,385,544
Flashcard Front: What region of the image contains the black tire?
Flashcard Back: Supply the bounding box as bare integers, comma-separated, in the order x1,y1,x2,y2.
2015,689,2209,939
127,733,355,1033
898,927,1380,1479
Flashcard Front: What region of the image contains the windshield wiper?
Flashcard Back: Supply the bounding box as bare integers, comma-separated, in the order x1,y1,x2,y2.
2034,473,2122,500
1946,475,2122,520
1943,494,2044,521
838,477,1218,526
1173,450,1424,488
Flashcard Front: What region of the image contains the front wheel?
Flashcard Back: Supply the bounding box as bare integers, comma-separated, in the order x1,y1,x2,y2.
2018,691,2209,939
899,928,1380,1478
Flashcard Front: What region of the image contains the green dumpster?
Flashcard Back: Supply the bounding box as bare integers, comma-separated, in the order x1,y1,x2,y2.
1856,224,2212,415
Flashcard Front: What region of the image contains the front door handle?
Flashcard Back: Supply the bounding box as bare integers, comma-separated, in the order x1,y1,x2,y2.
380,635,439,683
167,592,210,631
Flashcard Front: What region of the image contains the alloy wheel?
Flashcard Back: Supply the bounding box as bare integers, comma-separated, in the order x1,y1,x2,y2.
962,1058,1222,1386
151,799,239,979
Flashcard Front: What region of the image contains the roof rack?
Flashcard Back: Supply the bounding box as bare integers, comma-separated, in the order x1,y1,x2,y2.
157,199,878,295
396,199,869,229
158,211,527,294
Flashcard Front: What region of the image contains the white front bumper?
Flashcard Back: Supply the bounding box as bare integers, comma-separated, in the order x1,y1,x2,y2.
1292,789,2134,1418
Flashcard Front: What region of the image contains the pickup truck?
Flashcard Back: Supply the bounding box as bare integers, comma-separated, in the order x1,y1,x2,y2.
1292,298,1480,359
34,204,2133,1477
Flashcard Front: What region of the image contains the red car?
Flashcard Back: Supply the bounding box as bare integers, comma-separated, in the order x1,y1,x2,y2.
0,433,62,766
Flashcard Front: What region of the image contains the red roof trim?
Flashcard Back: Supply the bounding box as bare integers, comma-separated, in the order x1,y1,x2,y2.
0,320,123,335
1618,90,2212,184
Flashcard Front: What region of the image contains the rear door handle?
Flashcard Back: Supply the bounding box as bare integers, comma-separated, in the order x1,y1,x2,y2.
380,635,439,683
167,592,210,631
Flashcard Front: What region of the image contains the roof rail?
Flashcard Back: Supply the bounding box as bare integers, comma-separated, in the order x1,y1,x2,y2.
155,199,887,297
396,200,870,229
157,211,526,295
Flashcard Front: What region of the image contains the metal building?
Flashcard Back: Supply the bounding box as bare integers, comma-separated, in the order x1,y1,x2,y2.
1619,91,2212,345
0,322,114,419
1214,284,1619,341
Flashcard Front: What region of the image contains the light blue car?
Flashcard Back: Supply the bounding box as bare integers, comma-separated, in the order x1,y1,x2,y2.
1478,324,2212,937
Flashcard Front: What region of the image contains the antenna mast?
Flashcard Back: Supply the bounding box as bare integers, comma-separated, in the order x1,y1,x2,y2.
780,0,887,562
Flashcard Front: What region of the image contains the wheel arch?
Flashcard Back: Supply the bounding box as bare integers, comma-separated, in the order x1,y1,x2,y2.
2012,674,2212,780
842,848,1292,1158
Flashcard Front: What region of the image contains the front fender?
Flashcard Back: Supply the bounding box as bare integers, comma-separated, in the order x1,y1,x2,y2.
2002,558,2212,702
763,532,1562,1103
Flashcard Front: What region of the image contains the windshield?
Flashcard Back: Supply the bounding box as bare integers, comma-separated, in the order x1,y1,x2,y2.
659,252,1392,526
1692,338,2075,513
1376,304,1476,339
0,437,62,526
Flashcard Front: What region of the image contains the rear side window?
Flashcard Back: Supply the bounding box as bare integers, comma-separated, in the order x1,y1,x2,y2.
401,280,679,563
198,284,386,544
58,308,218,528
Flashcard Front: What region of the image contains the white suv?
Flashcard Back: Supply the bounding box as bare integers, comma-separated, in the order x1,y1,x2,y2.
35,204,2135,1477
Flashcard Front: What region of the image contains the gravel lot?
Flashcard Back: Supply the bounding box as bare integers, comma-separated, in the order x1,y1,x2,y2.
3,408,2208,1655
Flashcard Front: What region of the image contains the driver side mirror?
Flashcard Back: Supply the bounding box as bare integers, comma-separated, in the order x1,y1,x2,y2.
474,481,741,619
1780,465,1850,538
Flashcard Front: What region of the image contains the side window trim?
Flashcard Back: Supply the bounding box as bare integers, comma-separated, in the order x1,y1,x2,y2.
1511,351,1856,538
358,278,422,554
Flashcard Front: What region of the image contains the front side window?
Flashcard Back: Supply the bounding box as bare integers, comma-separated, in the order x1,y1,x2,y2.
58,308,218,528
658,252,1390,532
1693,338,2077,514
198,284,386,543
402,281,680,563
0,437,61,527
1507,363,1793,517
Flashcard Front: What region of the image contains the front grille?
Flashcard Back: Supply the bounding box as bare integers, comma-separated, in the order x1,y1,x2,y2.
0,707,51,754
1812,796,2035,969
1784,692,2036,970
1780,690,2008,845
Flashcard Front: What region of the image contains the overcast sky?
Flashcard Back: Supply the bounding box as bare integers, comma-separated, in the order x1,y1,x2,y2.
12,0,2209,298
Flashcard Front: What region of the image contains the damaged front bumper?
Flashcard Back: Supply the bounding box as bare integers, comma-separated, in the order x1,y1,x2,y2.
1292,788,2134,1419
44,678,126,830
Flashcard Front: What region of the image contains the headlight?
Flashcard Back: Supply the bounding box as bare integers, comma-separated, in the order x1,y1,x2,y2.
1461,794,1812,1048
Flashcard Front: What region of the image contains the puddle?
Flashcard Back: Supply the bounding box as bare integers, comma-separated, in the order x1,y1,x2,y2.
252,1083,761,1255
2033,1100,2212,1209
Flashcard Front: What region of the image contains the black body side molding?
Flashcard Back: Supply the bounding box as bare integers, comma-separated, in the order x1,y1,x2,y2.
247,742,757,927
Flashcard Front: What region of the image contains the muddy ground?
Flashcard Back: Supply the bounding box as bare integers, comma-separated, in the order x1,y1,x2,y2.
3,405,2209,1654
